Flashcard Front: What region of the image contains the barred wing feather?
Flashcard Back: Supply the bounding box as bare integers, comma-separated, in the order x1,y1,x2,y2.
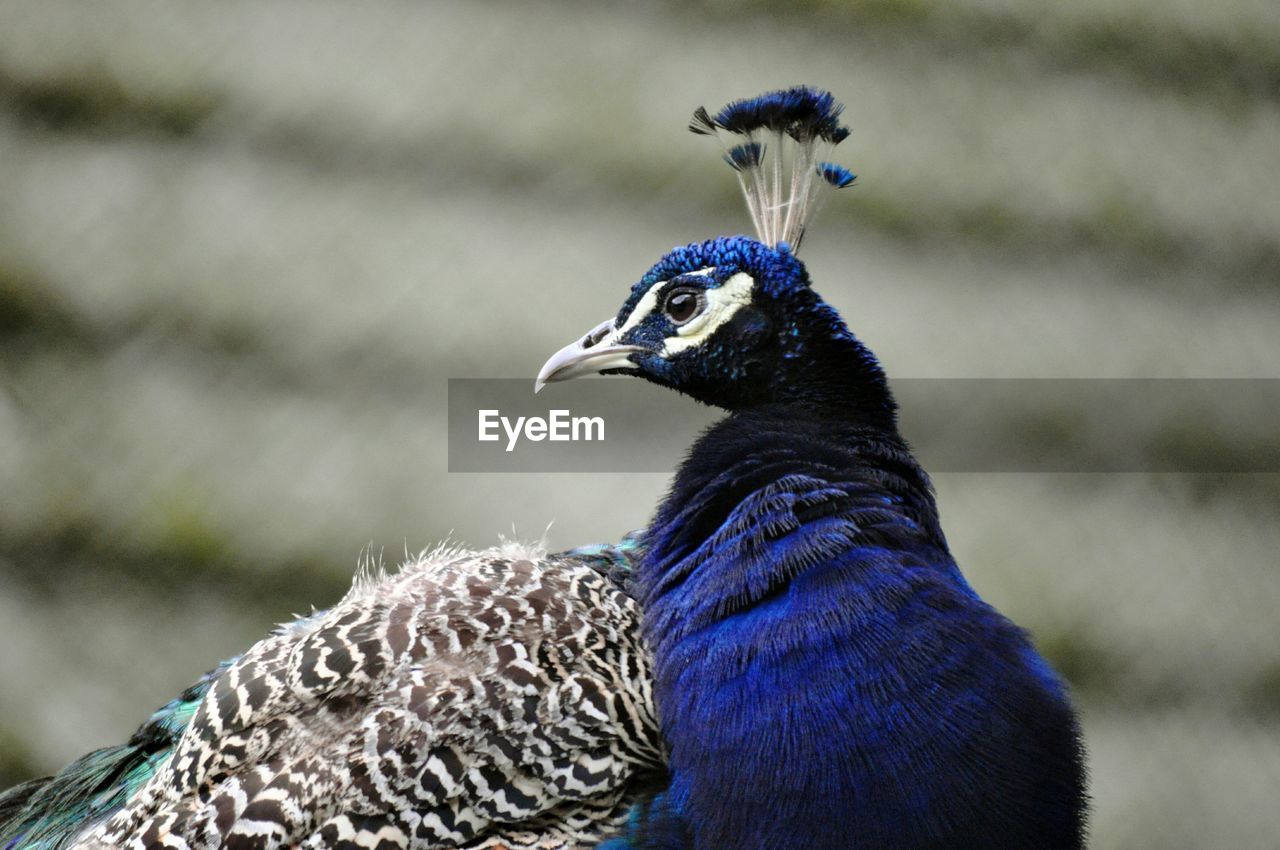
70,543,661,850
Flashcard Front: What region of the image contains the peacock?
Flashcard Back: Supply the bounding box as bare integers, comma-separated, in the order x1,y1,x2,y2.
0,86,1086,850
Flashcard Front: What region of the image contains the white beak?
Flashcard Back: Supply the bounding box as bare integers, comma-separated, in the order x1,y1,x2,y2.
534,319,645,393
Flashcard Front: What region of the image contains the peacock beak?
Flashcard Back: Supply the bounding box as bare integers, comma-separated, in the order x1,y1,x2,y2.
535,319,646,393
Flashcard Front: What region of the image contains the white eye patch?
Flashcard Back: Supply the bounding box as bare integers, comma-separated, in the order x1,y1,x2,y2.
613,285,663,338
662,272,754,355
607,270,755,355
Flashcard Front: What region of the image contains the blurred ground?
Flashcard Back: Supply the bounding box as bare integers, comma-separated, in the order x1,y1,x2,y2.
0,1,1278,847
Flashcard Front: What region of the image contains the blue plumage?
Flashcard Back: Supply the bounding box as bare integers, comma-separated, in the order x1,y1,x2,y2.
711,85,849,143
576,220,1085,847
723,141,765,172
577,233,1087,846
684,86,858,249
818,161,858,189
635,409,1084,848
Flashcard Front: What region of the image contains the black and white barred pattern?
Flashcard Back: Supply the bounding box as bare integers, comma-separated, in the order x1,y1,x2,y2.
71,544,662,850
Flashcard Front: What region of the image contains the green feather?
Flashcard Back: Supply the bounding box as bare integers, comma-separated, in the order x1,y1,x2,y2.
0,659,233,850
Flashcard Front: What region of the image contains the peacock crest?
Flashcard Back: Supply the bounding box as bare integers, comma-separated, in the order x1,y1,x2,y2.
689,85,858,252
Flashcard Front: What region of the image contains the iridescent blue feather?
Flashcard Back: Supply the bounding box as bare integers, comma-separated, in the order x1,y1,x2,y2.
817,161,857,189
690,86,858,249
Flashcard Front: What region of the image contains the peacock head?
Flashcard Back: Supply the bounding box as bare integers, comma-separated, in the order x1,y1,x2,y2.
537,87,892,421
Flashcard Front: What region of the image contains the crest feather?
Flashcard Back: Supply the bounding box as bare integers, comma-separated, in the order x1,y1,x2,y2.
691,86,857,252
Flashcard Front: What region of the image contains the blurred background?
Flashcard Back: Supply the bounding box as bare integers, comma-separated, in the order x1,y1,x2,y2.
1,1,1278,846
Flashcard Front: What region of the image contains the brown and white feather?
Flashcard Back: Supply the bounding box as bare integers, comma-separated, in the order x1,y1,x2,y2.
70,543,661,850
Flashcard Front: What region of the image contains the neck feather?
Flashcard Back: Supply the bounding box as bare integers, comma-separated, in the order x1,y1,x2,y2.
639,406,947,643
634,406,1084,850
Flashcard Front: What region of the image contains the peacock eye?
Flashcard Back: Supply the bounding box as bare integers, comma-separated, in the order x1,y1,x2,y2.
663,288,705,326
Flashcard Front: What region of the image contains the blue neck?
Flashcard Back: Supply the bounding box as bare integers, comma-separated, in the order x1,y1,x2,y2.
631,405,1085,850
